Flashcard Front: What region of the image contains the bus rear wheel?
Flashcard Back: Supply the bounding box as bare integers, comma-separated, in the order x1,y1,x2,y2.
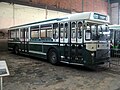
48,49,59,65
14,46,19,54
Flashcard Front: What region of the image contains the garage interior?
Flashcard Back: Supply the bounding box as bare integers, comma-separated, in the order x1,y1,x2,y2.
0,0,120,90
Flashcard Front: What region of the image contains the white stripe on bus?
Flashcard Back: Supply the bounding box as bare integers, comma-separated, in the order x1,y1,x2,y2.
29,42,58,46
8,42,21,44
60,61,84,66
29,50,46,55
8,48,13,50
8,39,14,40
29,43,69,46
8,42,65,46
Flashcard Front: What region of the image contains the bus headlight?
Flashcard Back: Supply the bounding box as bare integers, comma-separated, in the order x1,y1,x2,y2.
91,53,94,56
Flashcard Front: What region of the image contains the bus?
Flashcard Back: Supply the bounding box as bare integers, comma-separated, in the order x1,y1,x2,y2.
8,12,110,67
109,25,120,56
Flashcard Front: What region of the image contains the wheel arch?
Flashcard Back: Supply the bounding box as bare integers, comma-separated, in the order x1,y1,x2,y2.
47,46,60,60
47,46,58,56
13,44,19,50
13,44,20,54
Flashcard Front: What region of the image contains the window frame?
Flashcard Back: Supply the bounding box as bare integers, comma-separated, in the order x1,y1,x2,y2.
30,25,39,38
10,30,16,39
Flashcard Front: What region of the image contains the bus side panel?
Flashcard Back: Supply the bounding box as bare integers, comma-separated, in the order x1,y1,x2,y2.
8,42,21,52
28,42,46,59
8,42,15,51
43,44,58,53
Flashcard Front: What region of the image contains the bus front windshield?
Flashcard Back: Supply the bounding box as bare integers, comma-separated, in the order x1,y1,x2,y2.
98,25,110,41
86,24,110,41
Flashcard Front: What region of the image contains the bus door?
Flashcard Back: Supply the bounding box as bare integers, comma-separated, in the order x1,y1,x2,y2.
70,21,83,63
60,21,83,63
59,22,71,61
76,21,83,60
20,28,29,53
70,21,78,61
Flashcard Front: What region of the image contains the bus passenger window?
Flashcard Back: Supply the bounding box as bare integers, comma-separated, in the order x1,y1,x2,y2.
71,22,76,38
53,28,59,39
85,25,91,40
60,24,63,38
16,29,19,38
41,30,46,38
65,23,68,38
85,30,91,40
47,29,53,38
60,32,63,38
78,22,82,39
31,30,39,38
25,29,28,38
30,26,39,38
55,29,59,39
53,23,59,39
10,30,16,38
20,30,24,38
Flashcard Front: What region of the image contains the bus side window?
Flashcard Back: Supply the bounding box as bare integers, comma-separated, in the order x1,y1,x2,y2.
85,25,91,40
65,23,68,38
20,28,28,39
30,26,39,38
53,23,59,39
53,29,59,39
25,28,28,39
20,29,24,38
16,29,19,38
71,22,76,38
78,22,82,39
60,24,63,38
10,30,16,39
31,30,39,38
46,29,53,38
40,30,46,38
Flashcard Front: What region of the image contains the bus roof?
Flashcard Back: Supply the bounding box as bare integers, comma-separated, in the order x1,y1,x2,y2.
62,12,109,22
10,18,62,29
109,25,120,30
10,12,109,29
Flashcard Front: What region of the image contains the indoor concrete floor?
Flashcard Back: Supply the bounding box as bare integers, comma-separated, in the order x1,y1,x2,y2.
0,51,120,90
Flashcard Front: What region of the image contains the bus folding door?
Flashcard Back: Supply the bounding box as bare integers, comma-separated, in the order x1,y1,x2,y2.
20,28,29,53
60,21,83,64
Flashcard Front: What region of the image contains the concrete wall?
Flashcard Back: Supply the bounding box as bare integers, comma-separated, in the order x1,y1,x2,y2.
0,2,69,29
110,3,119,24
83,0,108,14
31,0,108,14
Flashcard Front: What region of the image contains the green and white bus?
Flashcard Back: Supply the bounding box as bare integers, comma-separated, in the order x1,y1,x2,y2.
8,12,110,67
109,25,120,56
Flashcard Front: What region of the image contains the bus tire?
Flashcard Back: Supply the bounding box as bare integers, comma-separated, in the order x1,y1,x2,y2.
14,46,19,54
48,49,59,65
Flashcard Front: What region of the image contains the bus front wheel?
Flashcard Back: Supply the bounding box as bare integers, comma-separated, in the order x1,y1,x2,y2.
48,49,59,65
